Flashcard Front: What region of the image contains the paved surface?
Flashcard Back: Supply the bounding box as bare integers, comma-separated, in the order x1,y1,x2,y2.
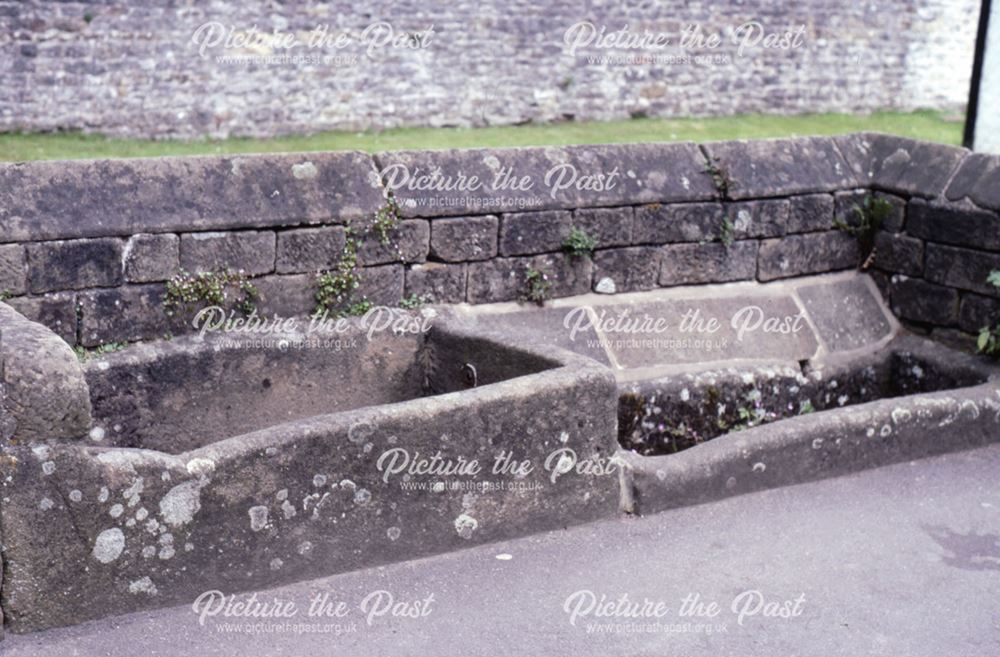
6,445,1000,657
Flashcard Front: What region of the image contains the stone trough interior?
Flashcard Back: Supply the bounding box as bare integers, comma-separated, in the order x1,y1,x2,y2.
1,133,999,635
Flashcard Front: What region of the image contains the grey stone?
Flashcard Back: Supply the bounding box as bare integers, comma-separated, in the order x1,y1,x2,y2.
78,284,183,346
890,277,959,326
786,194,835,233
591,247,661,293
4,293,78,346
594,277,616,294
945,152,1000,211
702,136,856,199
925,243,1000,298
571,207,633,247
865,135,968,198
836,191,906,233
725,199,788,238
26,238,123,293
633,202,724,244
796,276,892,352
275,226,348,274
958,293,1000,333
907,200,1000,251
467,254,591,304
405,263,467,303
124,234,179,283
356,220,429,266
873,232,924,277
0,244,27,296
254,274,317,317
757,232,860,281
378,143,716,218
0,152,384,242
499,211,572,256
429,216,498,262
0,302,91,443
356,264,404,306
658,241,758,286
179,231,276,276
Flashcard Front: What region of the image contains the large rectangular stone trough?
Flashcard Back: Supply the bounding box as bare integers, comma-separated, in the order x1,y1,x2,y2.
0,307,618,632
1,133,999,636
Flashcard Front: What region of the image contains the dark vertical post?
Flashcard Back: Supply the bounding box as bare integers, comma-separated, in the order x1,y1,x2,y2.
964,0,994,148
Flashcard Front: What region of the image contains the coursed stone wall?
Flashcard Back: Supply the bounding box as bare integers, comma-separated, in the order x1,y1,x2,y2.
0,133,998,350
0,0,980,138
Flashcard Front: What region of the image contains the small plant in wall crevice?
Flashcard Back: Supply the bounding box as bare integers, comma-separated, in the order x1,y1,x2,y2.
976,270,1000,359
835,194,893,270
703,155,732,200
522,267,552,306
314,226,362,317
163,268,259,317
562,227,599,259
718,216,736,248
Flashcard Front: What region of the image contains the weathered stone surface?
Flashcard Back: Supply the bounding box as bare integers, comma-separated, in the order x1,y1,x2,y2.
603,294,818,368
890,277,959,326
78,284,181,346
356,220,429,266
633,202,724,244
907,199,1000,250
786,194,835,233
925,243,1000,298
659,241,758,286
4,292,78,346
499,211,572,256
124,234,179,283
467,254,591,304
726,199,788,238
405,263,467,303
179,231,276,275
833,190,905,233
356,264,404,306
0,243,27,295
378,143,716,218
865,135,968,198
0,302,91,443
0,323,618,632
571,207,633,247
945,152,1000,211
703,136,856,199
958,293,1000,333
253,274,316,317
873,232,924,277
797,276,893,352
0,152,383,242
757,231,860,281
275,226,347,274
429,216,498,262
26,238,123,293
591,247,661,293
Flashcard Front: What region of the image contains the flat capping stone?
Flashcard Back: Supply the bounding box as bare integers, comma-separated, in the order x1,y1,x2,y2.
0,150,386,243
374,142,718,218
858,133,969,199
945,151,1000,212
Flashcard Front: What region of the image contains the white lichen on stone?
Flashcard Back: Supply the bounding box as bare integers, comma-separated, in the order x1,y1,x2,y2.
39,497,55,511
312,474,327,487
92,528,125,563
154,479,201,528
270,558,284,571
354,488,372,505
41,461,56,475
89,426,106,442
387,526,401,541
752,462,766,473
98,486,110,503
110,503,124,518
281,500,297,519
69,489,83,502
454,514,478,539
141,546,156,559
291,161,318,180
298,541,314,556
276,488,289,501
248,505,269,531
186,458,216,477
129,576,158,595
158,545,175,560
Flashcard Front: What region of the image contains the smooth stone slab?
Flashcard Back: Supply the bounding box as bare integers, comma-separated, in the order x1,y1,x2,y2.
376,143,717,218
459,306,611,366
796,276,893,352
865,135,968,199
599,295,817,368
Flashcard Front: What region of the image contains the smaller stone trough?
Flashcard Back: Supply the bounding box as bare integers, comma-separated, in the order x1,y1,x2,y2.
0,306,618,632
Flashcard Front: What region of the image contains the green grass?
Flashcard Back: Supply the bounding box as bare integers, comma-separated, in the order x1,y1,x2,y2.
0,110,962,162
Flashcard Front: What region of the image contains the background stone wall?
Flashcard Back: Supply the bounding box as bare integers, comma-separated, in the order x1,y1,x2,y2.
0,133,997,351
0,0,981,139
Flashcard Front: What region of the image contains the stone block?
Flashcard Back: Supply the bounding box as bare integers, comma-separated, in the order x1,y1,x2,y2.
467,254,591,304
571,207,633,247
405,263,467,303
958,293,1000,334
179,231,276,276
726,199,788,238
925,243,1000,298
429,216,498,262
275,226,347,274
78,284,183,346
0,243,27,296
796,276,892,352
124,233,179,283
907,200,1000,251
499,211,572,256
890,277,959,326
26,238,123,293
591,247,661,293
659,241,758,286
633,202,724,244
757,231,860,281
873,232,924,277
945,152,1000,211
786,194,835,233
5,292,78,346
356,220,429,266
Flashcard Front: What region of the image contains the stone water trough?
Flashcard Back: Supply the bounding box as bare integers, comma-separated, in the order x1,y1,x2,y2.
1,133,999,634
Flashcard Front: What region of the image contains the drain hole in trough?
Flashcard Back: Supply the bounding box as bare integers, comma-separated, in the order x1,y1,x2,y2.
618,349,989,457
